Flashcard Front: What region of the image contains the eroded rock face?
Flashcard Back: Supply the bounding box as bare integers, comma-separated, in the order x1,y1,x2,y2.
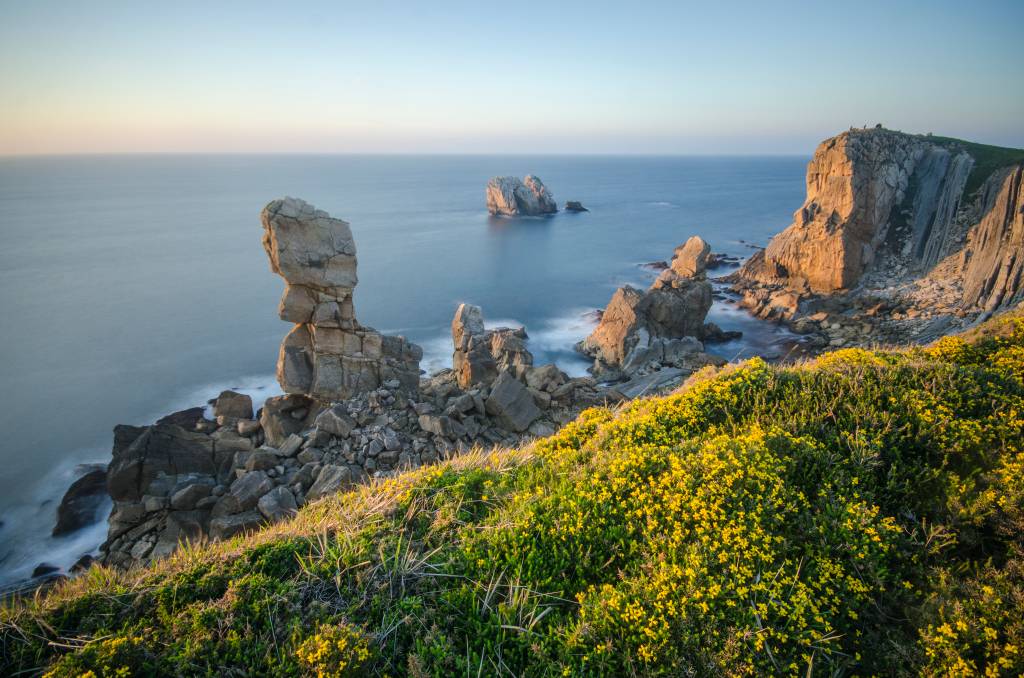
486,176,557,216
732,128,1024,320
262,197,422,401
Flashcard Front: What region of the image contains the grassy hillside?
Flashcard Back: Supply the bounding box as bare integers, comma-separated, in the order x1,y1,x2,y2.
4,312,1024,677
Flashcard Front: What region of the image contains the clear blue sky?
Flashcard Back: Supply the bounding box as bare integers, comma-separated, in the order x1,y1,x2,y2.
1,0,1021,155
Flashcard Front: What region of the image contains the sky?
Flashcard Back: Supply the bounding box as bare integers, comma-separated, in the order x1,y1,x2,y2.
1,0,1022,155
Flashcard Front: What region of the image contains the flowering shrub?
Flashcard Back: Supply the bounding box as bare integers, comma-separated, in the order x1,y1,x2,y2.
294,622,373,677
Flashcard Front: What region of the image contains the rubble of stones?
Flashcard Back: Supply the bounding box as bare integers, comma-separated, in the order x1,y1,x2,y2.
98,314,617,569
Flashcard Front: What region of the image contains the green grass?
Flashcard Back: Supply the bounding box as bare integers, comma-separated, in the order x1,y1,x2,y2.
919,134,1024,195
3,311,1024,676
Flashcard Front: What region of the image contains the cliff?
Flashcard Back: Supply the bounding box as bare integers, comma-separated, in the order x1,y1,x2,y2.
736,128,1024,314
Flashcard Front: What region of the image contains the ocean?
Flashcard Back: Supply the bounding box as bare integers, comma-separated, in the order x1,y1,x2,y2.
0,154,806,585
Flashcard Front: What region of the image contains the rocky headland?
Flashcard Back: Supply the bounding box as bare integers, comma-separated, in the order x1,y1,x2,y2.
728,128,1024,350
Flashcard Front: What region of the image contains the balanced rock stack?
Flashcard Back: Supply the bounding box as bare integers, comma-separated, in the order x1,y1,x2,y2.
577,236,718,380
451,303,533,388
262,198,422,400
485,175,558,216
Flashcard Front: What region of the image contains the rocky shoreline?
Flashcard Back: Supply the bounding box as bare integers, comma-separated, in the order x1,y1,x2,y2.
31,128,1024,586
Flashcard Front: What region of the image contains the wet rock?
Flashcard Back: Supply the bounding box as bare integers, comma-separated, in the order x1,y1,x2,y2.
564,201,588,212
53,466,108,536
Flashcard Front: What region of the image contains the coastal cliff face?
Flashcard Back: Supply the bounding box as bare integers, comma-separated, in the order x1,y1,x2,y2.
736,128,1024,318
485,175,557,216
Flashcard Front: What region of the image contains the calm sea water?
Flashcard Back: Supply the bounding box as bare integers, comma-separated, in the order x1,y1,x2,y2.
0,154,806,584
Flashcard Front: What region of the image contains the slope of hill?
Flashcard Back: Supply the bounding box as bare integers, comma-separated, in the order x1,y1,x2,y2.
3,310,1024,676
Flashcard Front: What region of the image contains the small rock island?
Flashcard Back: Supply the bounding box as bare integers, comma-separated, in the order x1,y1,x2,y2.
485,175,557,216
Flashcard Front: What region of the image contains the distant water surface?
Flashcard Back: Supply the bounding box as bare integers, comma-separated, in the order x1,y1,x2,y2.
0,154,806,584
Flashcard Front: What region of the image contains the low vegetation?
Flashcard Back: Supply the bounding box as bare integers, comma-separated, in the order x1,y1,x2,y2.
923,134,1024,195
3,311,1024,676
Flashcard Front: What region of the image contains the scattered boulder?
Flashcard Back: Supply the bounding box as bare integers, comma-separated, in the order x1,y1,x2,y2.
257,486,298,522
486,176,557,216
306,465,353,502
209,511,263,541
485,372,541,433
53,466,108,536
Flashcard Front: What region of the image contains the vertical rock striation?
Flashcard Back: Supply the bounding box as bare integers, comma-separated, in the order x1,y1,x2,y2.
733,128,1024,317
262,197,422,400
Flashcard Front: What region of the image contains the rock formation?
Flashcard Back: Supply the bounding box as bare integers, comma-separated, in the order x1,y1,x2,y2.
451,303,533,388
733,128,1024,317
486,176,557,216
262,197,422,400
578,237,717,379
564,201,588,212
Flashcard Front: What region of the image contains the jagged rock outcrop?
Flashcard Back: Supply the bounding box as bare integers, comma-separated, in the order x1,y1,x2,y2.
53,466,108,536
733,128,1024,318
262,198,422,400
451,303,533,388
486,176,557,216
671,236,712,278
578,238,716,379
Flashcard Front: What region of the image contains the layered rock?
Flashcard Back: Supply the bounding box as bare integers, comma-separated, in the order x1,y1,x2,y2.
262,198,422,400
486,176,557,216
578,238,716,379
733,128,1024,318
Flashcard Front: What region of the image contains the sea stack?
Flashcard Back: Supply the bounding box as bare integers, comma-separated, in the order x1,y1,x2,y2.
577,236,717,380
261,197,422,400
485,175,558,216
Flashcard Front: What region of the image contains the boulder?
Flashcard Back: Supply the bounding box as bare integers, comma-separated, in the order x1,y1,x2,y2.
210,511,264,541
564,201,588,212
53,466,108,536
260,394,314,447
228,471,274,511
671,236,711,278
314,405,355,438
213,390,253,420
306,464,353,502
485,371,542,432
257,486,298,522
170,482,214,511
106,424,216,502
486,176,557,216
156,407,207,430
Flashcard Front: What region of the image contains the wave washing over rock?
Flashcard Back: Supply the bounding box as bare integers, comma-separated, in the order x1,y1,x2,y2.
729,127,1024,349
